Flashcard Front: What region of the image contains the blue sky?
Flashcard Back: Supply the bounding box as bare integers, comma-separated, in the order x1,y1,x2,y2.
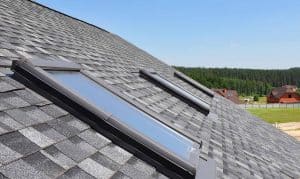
36,0,300,69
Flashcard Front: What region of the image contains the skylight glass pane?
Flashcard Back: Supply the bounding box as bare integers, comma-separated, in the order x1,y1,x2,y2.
48,71,195,160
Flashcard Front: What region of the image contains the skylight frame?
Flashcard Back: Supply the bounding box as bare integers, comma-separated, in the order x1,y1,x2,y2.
140,69,210,115
174,71,215,98
26,58,82,71
10,59,214,178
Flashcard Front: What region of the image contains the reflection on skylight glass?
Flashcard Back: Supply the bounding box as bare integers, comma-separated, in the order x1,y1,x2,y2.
48,71,195,160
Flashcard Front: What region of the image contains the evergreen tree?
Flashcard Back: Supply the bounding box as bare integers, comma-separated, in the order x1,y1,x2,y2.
175,67,300,96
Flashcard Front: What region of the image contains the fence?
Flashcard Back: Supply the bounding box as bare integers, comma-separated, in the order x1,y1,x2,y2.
239,103,300,109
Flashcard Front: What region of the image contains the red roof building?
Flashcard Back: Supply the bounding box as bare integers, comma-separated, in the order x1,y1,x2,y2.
267,85,300,103
213,89,241,104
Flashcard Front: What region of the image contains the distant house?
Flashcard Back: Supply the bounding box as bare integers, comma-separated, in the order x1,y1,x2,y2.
267,85,300,103
213,89,241,104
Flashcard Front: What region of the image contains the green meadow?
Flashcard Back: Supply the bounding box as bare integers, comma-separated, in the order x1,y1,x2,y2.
248,108,300,123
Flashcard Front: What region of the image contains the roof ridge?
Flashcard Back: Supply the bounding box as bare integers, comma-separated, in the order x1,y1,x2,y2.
25,0,110,34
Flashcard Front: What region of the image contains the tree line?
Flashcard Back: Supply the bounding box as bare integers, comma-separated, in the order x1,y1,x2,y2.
175,67,300,96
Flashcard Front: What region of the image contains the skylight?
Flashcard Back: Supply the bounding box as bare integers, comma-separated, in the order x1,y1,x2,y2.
174,71,215,97
140,69,210,115
47,71,195,160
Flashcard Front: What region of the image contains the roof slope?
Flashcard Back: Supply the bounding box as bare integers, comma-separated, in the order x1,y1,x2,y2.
0,0,299,178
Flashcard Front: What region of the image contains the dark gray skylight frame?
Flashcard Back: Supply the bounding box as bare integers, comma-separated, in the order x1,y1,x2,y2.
11,59,215,179
174,71,215,97
140,69,210,115
27,58,82,71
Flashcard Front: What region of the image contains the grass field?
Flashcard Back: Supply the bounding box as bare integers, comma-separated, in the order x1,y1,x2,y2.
239,96,267,104
258,96,267,104
248,108,300,123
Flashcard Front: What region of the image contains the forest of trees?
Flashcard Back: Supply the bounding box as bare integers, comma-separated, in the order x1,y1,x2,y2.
175,67,300,96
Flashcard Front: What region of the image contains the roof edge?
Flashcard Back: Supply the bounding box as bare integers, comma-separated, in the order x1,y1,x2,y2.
26,0,110,34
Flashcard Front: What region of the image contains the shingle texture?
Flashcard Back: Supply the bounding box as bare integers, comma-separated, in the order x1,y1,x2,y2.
0,0,299,178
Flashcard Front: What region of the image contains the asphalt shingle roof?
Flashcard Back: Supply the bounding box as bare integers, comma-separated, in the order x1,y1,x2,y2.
0,0,299,178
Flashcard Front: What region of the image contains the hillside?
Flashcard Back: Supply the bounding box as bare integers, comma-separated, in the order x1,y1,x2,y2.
175,67,300,96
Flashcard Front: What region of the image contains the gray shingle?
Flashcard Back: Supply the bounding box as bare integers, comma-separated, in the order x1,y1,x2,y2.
0,92,30,108
66,118,89,131
19,127,56,148
23,106,53,123
41,145,76,170
57,166,96,179
5,108,41,126
120,158,156,179
0,112,23,132
55,136,97,162
0,115,16,135
99,144,132,165
23,152,64,178
1,77,24,89
0,159,51,179
40,104,68,118
0,173,8,179
0,143,23,164
33,123,66,143
47,115,88,138
0,49,18,58
78,129,111,150
0,101,11,111
90,152,121,171
0,80,15,92
78,158,115,179
125,157,156,176
0,131,40,156
153,173,169,179
0,126,8,136
111,172,131,179
14,89,49,106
